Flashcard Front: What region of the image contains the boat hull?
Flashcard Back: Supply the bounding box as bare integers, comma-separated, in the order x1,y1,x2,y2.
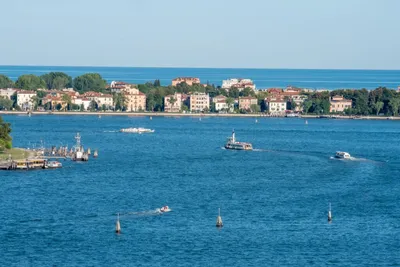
225,145,253,151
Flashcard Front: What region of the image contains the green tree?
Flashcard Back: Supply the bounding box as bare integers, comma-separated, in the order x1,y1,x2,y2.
250,104,261,113
0,115,12,151
41,72,73,89
0,75,14,88
389,98,400,116
153,79,161,87
167,97,177,112
240,87,256,97
113,93,126,111
0,97,13,110
374,101,384,116
15,75,46,90
302,100,313,114
61,94,72,111
290,101,298,111
31,96,39,110
225,97,235,112
228,87,240,98
89,100,98,111
73,73,107,92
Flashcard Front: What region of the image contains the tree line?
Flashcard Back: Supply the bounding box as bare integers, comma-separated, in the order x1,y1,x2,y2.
0,116,12,152
0,73,107,92
302,88,400,116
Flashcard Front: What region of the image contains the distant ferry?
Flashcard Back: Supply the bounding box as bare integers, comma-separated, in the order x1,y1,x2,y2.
120,128,155,134
335,151,351,159
224,130,253,150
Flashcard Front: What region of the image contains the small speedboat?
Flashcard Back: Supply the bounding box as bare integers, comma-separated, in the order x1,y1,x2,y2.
120,127,155,133
334,151,351,159
160,206,171,213
48,161,62,168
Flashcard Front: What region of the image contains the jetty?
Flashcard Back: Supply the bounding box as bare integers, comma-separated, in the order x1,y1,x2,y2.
0,158,48,170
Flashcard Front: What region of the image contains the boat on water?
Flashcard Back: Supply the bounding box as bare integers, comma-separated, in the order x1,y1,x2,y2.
71,133,89,161
334,151,351,159
120,127,155,134
160,206,171,213
47,161,62,168
224,130,253,150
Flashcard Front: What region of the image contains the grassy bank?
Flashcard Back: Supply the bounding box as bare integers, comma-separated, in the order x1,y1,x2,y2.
0,148,33,161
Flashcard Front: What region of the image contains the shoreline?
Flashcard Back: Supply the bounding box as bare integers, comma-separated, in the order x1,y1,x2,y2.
1,111,400,120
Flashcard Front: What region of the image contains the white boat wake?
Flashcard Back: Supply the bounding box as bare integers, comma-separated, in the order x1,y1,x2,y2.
120,206,172,217
103,130,118,133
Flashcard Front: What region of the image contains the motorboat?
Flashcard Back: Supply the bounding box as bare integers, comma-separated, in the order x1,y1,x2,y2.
334,151,351,159
120,127,155,134
160,206,171,213
48,161,62,168
224,130,253,150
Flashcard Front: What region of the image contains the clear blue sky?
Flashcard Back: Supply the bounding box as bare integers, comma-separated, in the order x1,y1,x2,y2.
1,0,399,69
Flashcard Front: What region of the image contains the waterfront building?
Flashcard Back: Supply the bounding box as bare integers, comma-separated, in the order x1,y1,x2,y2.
281,86,302,97
164,93,182,113
212,95,227,103
16,90,37,111
330,95,352,113
83,91,114,109
291,95,308,112
110,81,134,93
238,97,258,110
0,88,17,99
73,98,91,110
42,95,67,110
189,93,209,112
215,100,233,112
172,77,200,86
221,78,256,91
122,87,146,112
265,96,287,114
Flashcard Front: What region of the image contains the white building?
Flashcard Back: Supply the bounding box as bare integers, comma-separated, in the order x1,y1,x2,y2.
164,93,182,112
221,78,256,91
265,97,287,114
72,98,92,110
189,93,210,112
0,88,17,99
17,90,37,110
83,92,114,109
291,95,308,112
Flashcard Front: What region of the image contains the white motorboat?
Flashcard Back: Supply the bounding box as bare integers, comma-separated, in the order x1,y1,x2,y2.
160,206,171,213
120,127,155,134
48,161,62,168
334,151,351,159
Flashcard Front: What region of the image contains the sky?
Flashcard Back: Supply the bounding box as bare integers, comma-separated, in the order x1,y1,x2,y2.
1,0,400,69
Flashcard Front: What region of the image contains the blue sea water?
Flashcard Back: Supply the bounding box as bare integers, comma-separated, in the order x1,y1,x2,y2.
0,115,399,266
0,65,400,89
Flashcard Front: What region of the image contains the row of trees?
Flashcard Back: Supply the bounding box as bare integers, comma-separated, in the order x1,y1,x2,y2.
301,88,400,116
0,73,106,92
0,116,12,151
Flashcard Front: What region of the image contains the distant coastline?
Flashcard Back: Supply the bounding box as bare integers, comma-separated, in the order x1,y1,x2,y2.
1,111,400,120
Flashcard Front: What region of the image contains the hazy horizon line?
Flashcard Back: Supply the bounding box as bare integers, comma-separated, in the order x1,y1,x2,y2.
1,64,400,72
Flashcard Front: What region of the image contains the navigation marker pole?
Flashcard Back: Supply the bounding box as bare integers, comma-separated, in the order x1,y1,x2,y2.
216,208,223,228
328,203,332,223
116,213,121,234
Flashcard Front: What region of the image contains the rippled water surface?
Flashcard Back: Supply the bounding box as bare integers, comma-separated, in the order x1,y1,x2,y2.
1,115,399,266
